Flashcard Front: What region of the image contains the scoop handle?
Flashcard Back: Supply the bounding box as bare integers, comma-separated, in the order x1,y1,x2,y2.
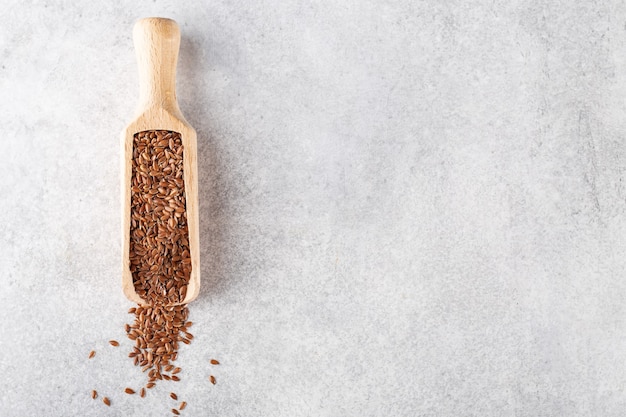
133,18,181,113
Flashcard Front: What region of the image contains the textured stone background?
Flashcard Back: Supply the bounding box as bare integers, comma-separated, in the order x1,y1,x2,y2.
1,1,626,416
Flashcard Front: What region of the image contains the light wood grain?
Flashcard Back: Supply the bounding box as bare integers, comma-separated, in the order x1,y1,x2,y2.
121,18,200,305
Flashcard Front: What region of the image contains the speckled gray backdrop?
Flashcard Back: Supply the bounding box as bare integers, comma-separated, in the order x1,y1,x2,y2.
1,0,626,416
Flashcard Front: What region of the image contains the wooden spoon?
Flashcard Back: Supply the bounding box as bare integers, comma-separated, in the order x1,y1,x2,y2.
120,18,200,305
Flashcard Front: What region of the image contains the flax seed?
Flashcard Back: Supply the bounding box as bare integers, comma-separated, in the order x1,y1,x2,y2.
125,130,194,391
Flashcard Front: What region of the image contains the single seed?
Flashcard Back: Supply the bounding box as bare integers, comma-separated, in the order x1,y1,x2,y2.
180,401,187,410
109,340,120,347
88,350,96,359
103,397,111,406
125,388,135,394
170,392,178,400
210,359,219,365
210,375,216,385
91,390,97,399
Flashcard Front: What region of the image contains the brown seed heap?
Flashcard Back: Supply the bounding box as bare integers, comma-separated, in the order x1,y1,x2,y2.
129,130,191,304
126,130,193,390
126,300,193,387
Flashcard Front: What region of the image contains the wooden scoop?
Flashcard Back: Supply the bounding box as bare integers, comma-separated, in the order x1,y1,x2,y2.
120,18,200,305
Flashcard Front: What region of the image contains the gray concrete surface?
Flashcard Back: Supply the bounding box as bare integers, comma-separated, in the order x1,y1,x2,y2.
1,0,626,416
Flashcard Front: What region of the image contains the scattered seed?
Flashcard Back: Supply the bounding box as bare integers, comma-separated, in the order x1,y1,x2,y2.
91,390,97,399
170,392,178,400
103,397,111,406
180,401,187,410
125,388,135,394
210,375,216,385
210,359,219,365
171,375,180,381
140,388,146,398
109,340,120,347
88,350,96,359
172,409,180,415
